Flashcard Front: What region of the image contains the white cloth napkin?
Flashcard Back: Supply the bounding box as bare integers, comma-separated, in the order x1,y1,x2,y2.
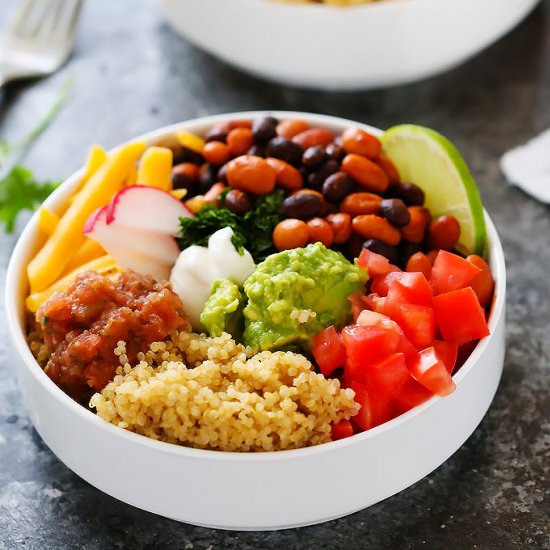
500,128,550,203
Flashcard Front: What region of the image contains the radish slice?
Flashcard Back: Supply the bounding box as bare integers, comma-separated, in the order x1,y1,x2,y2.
106,185,193,234
85,206,180,281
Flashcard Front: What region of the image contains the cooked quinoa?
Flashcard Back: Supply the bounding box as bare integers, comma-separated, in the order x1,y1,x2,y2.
90,331,358,452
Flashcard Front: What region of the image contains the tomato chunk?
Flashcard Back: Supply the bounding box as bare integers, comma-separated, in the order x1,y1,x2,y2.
312,326,347,377
370,271,403,296
362,292,387,314
430,250,481,295
342,324,402,381
360,352,409,395
386,272,433,309
349,382,394,430
433,340,458,374
331,420,354,441
407,347,456,396
433,287,490,345
391,303,435,350
358,248,400,277
348,291,367,321
395,375,435,411
356,309,400,332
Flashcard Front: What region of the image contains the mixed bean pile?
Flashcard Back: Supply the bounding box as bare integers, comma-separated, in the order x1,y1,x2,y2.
170,116,463,268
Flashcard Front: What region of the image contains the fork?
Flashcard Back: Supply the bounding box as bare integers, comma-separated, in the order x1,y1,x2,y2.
0,0,83,87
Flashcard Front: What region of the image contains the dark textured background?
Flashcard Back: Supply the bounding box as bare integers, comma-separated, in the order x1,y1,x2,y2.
1,1,549,548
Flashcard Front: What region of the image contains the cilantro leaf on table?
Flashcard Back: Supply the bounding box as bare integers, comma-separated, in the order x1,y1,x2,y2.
0,78,73,233
0,166,59,233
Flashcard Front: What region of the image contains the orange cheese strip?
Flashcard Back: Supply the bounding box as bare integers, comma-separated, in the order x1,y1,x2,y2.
26,255,118,313
27,141,146,293
136,146,173,191
36,207,59,237
62,238,106,275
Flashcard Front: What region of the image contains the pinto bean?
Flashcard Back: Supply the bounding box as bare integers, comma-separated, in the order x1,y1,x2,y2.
352,214,401,246
225,155,276,195
341,127,381,159
340,192,382,216
266,157,303,191
341,154,389,193
326,212,352,244
399,206,432,243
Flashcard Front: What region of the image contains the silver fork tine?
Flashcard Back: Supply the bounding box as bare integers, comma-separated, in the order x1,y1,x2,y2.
49,0,83,43
37,0,64,41
8,0,36,32
11,0,56,40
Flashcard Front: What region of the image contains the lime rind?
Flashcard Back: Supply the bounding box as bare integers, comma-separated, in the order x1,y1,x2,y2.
381,124,487,257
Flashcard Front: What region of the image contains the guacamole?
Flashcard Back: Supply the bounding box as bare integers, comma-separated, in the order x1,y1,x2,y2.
243,243,368,351
201,279,245,338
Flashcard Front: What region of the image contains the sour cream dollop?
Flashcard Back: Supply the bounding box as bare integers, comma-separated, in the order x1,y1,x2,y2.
169,227,255,329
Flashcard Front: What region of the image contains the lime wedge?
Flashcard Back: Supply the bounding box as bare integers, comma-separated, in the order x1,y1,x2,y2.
381,124,487,256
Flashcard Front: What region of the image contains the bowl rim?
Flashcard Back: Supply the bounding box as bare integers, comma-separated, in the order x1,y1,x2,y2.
5,110,507,462
248,0,415,11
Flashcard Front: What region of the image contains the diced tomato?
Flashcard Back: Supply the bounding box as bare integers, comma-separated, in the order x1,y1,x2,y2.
456,340,479,370
391,303,435,350
356,309,401,332
349,382,394,431
386,272,433,309
348,291,367,321
433,340,458,374
342,324,402,381
331,419,355,441
359,352,409,395
433,287,490,345
430,250,481,295
362,293,387,314
312,326,347,377
358,248,400,277
406,347,456,396
395,375,434,412
370,271,403,296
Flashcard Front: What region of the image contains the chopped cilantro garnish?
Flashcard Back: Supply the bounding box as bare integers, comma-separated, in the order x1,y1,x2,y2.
178,188,285,262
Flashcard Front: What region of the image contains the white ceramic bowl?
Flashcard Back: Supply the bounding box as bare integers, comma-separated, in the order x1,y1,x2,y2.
6,112,506,530
158,0,539,90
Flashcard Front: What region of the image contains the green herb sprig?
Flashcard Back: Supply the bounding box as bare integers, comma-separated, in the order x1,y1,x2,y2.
0,79,73,233
178,188,285,263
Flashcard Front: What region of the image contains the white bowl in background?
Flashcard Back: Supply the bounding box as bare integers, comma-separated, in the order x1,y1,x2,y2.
157,0,539,90
6,112,506,530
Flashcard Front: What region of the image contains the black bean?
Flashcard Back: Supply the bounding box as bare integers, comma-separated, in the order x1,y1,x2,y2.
281,193,325,220
380,198,411,227
347,234,365,260
217,164,228,184
266,137,303,167
308,159,340,190
247,144,266,157
171,165,199,196
397,241,422,268
302,146,327,168
299,166,311,182
322,172,354,202
363,238,399,265
325,143,346,163
205,125,228,143
252,116,278,143
198,163,219,192
225,189,252,215
392,182,425,206
173,145,204,166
